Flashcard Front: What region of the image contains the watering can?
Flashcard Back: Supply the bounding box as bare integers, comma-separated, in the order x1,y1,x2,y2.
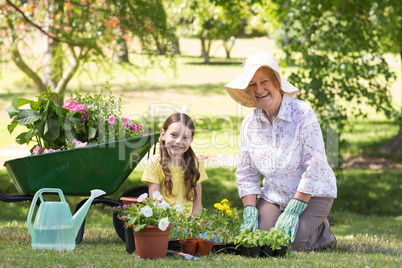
27,188,106,251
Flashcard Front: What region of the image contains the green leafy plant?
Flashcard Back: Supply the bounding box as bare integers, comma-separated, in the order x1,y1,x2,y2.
206,198,242,244
171,206,209,240
259,228,291,250
5,82,147,154
106,191,180,232
6,86,69,151
234,229,261,248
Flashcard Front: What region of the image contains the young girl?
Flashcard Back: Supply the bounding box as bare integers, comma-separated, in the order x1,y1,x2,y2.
141,113,208,215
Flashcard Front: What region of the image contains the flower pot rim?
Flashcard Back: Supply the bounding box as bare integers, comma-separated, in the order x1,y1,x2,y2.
197,238,214,245
133,224,173,233
180,237,198,243
120,197,139,202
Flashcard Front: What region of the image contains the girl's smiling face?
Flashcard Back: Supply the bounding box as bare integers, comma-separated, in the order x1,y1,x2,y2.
161,122,193,158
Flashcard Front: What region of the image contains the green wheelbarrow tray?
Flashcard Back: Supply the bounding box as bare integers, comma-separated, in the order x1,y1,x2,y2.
3,133,160,196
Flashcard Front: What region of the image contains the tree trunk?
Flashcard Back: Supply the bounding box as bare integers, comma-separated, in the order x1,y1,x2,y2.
200,36,210,64
42,37,62,91
42,0,62,94
112,22,129,64
173,37,181,55
222,40,231,59
9,38,46,93
113,34,130,63
284,24,290,63
377,124,402,154
376,47,402,154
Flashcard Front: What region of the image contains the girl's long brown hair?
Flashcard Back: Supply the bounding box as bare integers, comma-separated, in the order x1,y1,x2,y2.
160,113,200,202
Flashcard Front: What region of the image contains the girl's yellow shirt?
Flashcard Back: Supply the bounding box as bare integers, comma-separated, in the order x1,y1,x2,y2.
141,154,208,213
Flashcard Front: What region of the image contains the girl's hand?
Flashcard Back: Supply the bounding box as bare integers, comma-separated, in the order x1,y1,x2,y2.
148,183,162,199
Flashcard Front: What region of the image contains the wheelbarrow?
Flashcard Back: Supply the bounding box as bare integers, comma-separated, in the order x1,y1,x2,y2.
0,133,160,244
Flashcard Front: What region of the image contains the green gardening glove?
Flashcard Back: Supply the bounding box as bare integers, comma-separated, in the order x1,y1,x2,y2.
274,198,308,242
240,205,259,232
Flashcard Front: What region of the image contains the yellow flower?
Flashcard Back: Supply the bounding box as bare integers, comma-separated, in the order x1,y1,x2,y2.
221,198,229,204
222,204,230,211
235,216,239,220
226,210,233,216
214,203,224,210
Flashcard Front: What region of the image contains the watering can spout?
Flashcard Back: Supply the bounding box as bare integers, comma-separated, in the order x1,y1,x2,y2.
72,189,106,237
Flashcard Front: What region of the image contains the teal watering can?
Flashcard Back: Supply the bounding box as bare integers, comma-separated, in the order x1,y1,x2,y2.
27,188,105,251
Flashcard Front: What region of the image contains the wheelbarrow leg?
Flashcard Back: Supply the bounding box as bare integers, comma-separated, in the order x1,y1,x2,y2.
74,197,121,244
0,190,33,203
113,185,149,242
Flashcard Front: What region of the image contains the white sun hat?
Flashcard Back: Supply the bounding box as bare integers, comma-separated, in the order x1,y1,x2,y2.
225,52,299,108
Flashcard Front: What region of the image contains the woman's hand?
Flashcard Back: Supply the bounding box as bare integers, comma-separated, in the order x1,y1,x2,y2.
239,194,258,232
240,205,259,232
274,198,308,242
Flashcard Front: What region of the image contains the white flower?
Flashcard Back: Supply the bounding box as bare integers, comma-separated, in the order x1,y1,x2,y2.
174,201,184,214
140,205,153,217
158,217,169,231
157,200,171,211
152,191,164,202
137,193,148,203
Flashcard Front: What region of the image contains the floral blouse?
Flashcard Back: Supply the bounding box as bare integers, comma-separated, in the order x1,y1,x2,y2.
236,94,337,208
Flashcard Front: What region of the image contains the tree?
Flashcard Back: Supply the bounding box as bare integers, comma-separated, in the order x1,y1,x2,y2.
270,0,397,165
373,0,402,154
168,0,261,63
0,0,175,103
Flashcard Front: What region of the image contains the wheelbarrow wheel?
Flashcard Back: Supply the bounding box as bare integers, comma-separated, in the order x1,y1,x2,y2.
113,185,149,242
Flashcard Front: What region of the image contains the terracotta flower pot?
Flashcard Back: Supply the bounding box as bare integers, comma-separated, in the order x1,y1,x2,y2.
134,225,173,260
196,238,214,256
179,238,198,256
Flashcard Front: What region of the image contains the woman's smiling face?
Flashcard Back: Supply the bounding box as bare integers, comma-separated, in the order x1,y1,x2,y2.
247,67,282,113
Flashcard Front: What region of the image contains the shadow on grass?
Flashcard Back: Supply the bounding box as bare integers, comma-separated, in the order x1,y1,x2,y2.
342,121,402,161
184,60,243,66
65,81,228,96
335,237,401,257
179,55,244,66
333,169,401,216
121,82,227,96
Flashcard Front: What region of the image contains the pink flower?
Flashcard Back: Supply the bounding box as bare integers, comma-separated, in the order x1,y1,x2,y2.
31,145,45,155
108,116,116,124
123,118,133,126
63,99,87,123
43,148,61,153
72,139,88,148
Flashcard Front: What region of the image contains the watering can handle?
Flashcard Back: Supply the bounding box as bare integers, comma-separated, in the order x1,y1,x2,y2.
27,188,66,238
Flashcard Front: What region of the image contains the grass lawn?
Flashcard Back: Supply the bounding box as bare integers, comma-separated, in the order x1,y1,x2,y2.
0,166,401,267
0,37,401,267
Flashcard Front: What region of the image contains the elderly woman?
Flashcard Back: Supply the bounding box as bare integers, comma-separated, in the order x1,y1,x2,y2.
225,52,337,251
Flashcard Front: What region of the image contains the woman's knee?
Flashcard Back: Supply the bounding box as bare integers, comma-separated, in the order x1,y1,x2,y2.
256,199,282,231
